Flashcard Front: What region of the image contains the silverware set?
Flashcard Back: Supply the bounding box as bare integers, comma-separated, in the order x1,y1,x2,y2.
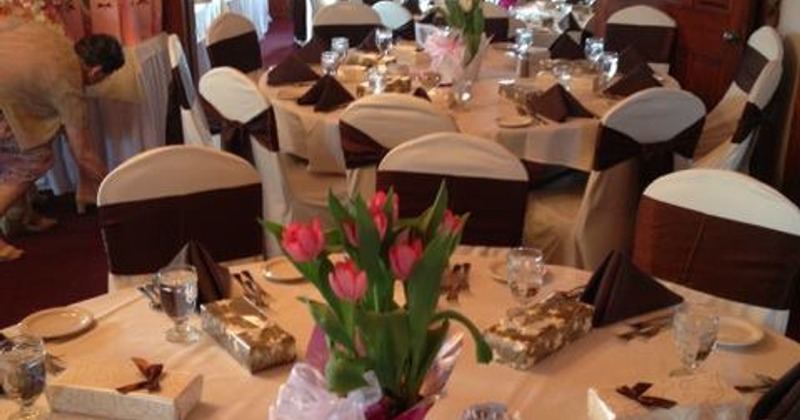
616,314,673,341
443,263,471,302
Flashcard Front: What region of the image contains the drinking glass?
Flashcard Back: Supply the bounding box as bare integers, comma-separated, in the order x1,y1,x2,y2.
506,247,545,305
157,264,200,344
321,51,341,76
451,78,474,108
584,37,604,68
416,69,442,93
514,28,534,56
375,28,394,59
671,304,719,376
552,63,573,89
462,402,518,420
331,37,349,62
367,66,386,94
1,335,47,420
599,51,619,80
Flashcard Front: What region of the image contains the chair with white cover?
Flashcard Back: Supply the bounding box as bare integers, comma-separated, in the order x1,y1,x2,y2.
605,5,676,74
166,35,216,148
693,26,784,172
481,2,511,42
372,1,414,39
339,93,458,200
313,2,382,45
377,133,529,246
523,88,706,270
633,169,800,340
98,145,263,290
206,12,263,75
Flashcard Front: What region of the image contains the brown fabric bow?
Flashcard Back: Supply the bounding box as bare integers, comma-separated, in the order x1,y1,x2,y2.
616,382,677,410
593,117,704,188
339,120,389,169
200,98,280,164
116,358,165,394
165,66,190,145
732,102,766,144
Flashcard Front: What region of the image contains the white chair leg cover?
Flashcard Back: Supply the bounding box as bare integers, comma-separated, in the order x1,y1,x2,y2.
252,141,290,256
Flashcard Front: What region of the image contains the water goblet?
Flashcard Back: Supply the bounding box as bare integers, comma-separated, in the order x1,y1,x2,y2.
1,334,47,420
552,63,573,89
506,247,545,306
157,264,200,344
514,27,534,56
367,66,387,94
331,37,349,62
599,51,619,80
321,51,341,76
584,37,604,69
375,27,394,59
671,304,719,376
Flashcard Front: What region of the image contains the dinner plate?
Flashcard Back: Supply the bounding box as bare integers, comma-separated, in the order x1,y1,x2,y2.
20,307,94,340
497,115,533,128
716,316,764,348
263,256,305,283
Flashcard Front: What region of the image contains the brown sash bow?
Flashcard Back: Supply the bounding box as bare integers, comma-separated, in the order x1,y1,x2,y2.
734,45,769,93
605,23,675,65
201,98,280,165
339,121,388,169
116,358,164,394
206,31,263,74
593,117,704,188
616,383,677,410
732,102,766,144
165,66,190,145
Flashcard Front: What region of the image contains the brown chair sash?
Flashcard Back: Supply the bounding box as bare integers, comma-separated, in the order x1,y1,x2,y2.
206,31,263,74
376,171,528,246
165,66,190,145
605,23,675,65
520,159,574,189
484,17,509,43
633,196,800,312
593,117,704,188
201,98,280,165
339,121,388,169
314,23,381,46
732,101,766,144
99,184,264,274
734,45,769,93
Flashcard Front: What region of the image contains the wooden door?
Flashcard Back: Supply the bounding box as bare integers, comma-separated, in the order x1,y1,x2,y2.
597,0,758,109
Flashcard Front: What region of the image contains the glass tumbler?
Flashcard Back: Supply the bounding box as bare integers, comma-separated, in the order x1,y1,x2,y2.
1,334,47,420
514,27,534,56
600,51,619,81
321,51,341,76
157,264,200,344
331,37,349,62
506,247,545,306
584,37,604,68
672,304,719,376
375,27,394,58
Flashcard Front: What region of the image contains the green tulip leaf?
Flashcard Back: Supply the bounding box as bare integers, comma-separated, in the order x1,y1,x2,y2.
326,353,369,394
302,298,357,355
432,309,493,363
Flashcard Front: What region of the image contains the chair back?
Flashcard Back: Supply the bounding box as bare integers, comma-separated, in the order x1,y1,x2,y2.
574,87,706,268
166,35,214,147
372,1,412,30
98,145,263,276
206,12,262,74
633,169,800,338
480,2,510,42
313,2,381,44
339,93,458,198
605,5,676,73
694,26,784,171
377,132,529,246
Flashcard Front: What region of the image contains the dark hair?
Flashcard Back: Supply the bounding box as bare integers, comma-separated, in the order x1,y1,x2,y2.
74,34,125,74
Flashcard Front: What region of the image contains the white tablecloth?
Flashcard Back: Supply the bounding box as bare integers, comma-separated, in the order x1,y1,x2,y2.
3,247,799,419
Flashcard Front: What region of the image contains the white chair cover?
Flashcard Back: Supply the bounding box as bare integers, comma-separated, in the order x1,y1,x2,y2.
606,5,676,74
226,0,271,39
694,26,784,172
481,2,511,41
635,169,800,335
167,34,216,148
339,93,458,199
372,1,412,30
206,12,263,75
524,87,706,270
313,2,381,44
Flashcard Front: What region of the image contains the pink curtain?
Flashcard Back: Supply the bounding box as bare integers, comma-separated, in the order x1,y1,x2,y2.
54,0,162,44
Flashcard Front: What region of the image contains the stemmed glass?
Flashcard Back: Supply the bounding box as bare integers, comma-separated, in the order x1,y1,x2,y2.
552,62,573,89
514,27,534,57
1,335,47,420
671,304,719,376
597,51,619,90
584,37,604,70
157,264,200,344
321,51,341,76
331,37,349,61
375,28,394,60
506,247,546,306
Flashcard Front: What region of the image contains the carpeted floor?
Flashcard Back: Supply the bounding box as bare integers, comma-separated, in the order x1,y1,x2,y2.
0,20,296,328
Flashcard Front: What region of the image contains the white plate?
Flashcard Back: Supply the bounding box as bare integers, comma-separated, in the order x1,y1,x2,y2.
20,307,94,340
716,316,764,348
497,115,533,128
263,256,304,283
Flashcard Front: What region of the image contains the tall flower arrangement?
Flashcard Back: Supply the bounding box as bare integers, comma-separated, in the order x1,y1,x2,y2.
264,185,491,416
443,0,485,65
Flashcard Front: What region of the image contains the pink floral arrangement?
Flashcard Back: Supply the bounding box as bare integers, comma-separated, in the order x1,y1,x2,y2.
264,185,491,417
498,0,517,9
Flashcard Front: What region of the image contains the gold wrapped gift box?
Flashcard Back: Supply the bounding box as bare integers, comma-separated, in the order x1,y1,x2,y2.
200,297,296,373
356,76,413,97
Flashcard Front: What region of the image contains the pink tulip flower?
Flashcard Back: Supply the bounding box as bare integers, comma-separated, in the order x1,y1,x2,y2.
441,210,463,235
343,220,359,247
373,211,388,239
282,218,325,262
329,260,367,302
389,236,423,280
369,191,399,222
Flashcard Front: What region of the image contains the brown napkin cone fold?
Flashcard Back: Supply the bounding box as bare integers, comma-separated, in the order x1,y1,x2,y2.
296,36,328,64
604,63,662,97
358,28,379,52
297,74,355,112
526,84,594,122
168,240,231,304
618,47,652,75
549,33,584,60
267,55,321,86
579,250,683,327
412,87,431,101
751,362,800,420
559,13,580,32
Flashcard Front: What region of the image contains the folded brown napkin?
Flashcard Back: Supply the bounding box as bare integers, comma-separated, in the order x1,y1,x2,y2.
604,63,662,97
412,87,431,101
559,13,581,32
579,250,683,327
618,47,651,75
267,55,321,86
549,33,584,60
295,36,328,64
297,74,355,112
358,28,379,52
751,362,800,419
169,240,231,304
526,84,594,122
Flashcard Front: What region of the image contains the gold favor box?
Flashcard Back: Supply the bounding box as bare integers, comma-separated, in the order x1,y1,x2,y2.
200,297,296,373
46,362,203,420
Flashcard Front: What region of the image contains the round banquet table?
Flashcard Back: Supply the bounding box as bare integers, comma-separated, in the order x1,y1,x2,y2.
2,247,799,419
258,45,678,175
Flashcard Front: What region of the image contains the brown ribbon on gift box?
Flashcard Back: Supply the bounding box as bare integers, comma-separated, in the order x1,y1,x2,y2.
616,382,677,410
116,358,164,394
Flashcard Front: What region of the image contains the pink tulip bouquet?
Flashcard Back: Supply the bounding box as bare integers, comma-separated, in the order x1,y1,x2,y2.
443,0,485,64
263,185,491,417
